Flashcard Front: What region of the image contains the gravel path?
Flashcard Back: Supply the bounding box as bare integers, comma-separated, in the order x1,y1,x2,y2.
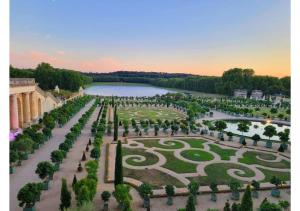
10,100,94,211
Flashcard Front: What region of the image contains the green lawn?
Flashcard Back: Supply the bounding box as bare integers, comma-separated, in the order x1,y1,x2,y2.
180,149,215,162
209,144,237,160
135,139,185,149
187,163,256,185
258,167,290,183
156,150,198,173
118,106,186,122
239,151,290,169
124,168,185,189
123,147,159,166
178,138,206,148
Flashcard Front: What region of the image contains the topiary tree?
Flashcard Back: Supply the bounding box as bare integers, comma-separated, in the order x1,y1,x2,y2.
251,134,261,146
214,120,227,140
72,174,77,188
251,180,260,198
240,185,253,211
60,178,71,211
101,191,111,211
114,140,123,186
35,161,55,190
51,150,64,171
277,128,290,151
263,125,277,148
185,194,195,211
228,181,242,200
154,124,159,136
237,122,249,144
165,185,175,205
270,176,282,197
17,183,42,210
81,151,87,161
209,182,218,202
188,181,200,205
138,183,153,208
226,131,234,141
77,162,83,172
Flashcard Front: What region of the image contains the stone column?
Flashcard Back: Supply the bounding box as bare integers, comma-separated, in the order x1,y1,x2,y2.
30,92,38,120
23,92,31,123
10,95,19,129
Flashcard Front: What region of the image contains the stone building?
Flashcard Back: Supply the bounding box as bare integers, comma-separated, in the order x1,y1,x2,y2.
10,78,61,130
250,90,264,100
233,89,247,98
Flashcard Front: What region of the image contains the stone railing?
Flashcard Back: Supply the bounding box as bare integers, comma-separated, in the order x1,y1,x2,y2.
10,78,35,87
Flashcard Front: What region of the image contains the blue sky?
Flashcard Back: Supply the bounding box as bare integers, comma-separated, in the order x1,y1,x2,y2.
10,0,290,76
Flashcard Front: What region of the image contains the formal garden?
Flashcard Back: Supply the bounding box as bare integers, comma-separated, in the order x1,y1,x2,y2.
122,137,290,190
118,106,186,122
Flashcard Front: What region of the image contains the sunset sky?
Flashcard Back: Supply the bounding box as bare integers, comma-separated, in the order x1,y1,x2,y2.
10,0,290,77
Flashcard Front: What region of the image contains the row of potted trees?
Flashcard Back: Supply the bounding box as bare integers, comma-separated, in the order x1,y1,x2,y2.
10,96,93,174
16,98,98,211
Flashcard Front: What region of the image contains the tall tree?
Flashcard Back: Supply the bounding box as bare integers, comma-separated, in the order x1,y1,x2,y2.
240,185,253,211
113,106,119,141
114,140,123,186
60,178,71,211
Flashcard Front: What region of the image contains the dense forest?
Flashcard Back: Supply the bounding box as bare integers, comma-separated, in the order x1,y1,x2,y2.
10,64,290,96
10,63,92,91
85,68,290,96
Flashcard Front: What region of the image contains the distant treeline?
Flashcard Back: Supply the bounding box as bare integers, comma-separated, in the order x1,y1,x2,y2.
85,68,290,96
10,64,290,96
10,63,92,91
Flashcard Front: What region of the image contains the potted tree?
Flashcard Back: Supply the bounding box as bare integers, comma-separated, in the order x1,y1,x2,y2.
277,128,290,151
138,183,153,208
50,150,64,171
17,182,42,211
226,132,234,141
35,161,55,190
251,180,260,198
10,150,18,174
214,120,227,140
165,185,175,205
101,191,111,211
270,176,282,197
209,182,218,202
228,181,242,200
263,125,277,148
154,124,159,136
237,122,249,144
251,134,261,146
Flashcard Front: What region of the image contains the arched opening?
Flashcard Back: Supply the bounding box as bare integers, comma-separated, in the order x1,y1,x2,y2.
17,97,23,128
38,98,42,117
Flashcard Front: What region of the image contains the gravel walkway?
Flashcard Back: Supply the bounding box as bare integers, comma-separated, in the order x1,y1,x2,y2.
10,100,94,211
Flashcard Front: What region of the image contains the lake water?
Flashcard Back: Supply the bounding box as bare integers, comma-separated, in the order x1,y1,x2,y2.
224,121,290,141
84,84,176,97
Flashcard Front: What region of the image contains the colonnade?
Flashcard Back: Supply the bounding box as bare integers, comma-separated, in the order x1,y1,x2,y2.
10,91,42,129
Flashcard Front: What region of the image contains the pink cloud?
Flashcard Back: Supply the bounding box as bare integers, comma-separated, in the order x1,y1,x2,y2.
10,49,123,72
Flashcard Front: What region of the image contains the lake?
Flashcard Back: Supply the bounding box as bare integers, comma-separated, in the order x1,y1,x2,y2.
84,83,176,97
